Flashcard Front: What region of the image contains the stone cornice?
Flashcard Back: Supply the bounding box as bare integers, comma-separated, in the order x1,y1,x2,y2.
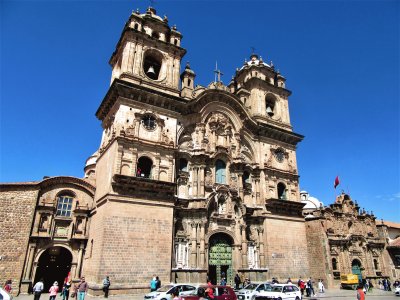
39,176,95,196
0,176,95,196
265,198,305,217
109,25,186,66
96,79,187,121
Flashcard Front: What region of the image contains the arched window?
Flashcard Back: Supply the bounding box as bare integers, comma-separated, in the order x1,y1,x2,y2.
137,156,153,178
215,159,226,184
134,23,139,30
373,259,379,270
265,94,276,117
56,195,73,217
277,182,287,200
332,258,338,270
179,158,188,172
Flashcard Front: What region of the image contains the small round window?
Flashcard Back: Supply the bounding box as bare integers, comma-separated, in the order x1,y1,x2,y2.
142,115,156,130
274,149,285,163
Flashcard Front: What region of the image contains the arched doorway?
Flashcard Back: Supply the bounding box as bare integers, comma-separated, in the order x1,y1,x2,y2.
34,246,72,290
351,259,362,283
208,233,233,285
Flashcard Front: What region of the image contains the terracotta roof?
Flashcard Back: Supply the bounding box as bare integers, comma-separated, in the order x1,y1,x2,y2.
383,220,400,229
389,237,400,247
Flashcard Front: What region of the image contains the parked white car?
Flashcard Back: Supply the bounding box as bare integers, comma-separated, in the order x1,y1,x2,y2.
0,288,13,300
144,284,197,300
255,284,301,300
237,283,272,300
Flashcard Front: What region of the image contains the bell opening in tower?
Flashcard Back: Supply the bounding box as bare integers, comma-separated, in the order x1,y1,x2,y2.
143,51,162,80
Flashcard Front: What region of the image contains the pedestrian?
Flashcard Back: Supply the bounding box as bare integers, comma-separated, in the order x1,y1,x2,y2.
102,276,111,298
75,276,88,300
368,279,373,292
287,278,292,284
220,277,227,286
171,289,180,300
61,279,71,300
308,278,315,296
49,282,59,300
150,275,157,292
299,279,305,296
318,279,324,293
197,287,206,300
205,280,214,300
305,279,311,297
3,280,12,294
356,284,365,300
156,276,161,290
33,278,44,300
234,274,241,290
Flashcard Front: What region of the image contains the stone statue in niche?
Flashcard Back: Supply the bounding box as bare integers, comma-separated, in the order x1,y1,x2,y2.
39,215,48,230
125,123,136,136
205,168,213,186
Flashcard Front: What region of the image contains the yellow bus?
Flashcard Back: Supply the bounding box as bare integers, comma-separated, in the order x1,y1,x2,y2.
340,274,359,289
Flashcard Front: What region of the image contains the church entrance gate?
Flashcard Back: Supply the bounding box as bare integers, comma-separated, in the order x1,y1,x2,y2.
351,259,362,282
208,233,233,285
34,247,72,290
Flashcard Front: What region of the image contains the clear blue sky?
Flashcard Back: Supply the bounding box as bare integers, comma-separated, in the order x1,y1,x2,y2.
1,1,399,221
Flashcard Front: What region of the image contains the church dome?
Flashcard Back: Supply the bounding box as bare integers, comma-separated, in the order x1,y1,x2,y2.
240,53,272,71
141,7,164,22
85,150,98,168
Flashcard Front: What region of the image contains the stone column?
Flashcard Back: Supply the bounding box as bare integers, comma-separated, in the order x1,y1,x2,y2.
192,167,198,197
255,179,260,205
241,225,248,268
237,172,244,200
127,41,136,73
190,223,198,268
76,242,85,278
199,222,205,268
23,244,36,280
199,167,205,197
258,228,265,268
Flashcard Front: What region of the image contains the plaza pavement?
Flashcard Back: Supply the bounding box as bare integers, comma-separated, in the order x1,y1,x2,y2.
14,288,397,300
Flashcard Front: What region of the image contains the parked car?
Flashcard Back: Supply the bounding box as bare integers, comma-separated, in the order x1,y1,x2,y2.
144,284,197,300
181,285,237,300
255,284,301,300
237,283,272,300
0,288,13,300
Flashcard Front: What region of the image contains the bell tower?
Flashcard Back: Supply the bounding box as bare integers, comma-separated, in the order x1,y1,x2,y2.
109,7,186,97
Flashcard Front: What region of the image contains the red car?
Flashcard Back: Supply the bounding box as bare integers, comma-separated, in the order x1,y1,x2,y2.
181,285,237,300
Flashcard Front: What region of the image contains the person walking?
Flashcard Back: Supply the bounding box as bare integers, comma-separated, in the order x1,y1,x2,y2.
61,279,71,300
318,279,324,293
33,278,44,300
234,274,241,290
49,282,59,300
220,277,227,286
76,277,88,300
3,280,12,294
155,276,161,290
150,276,157,292
102,276,111,298
356,284,365,300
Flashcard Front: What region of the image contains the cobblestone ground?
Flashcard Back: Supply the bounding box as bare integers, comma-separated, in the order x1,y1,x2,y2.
13,289,397,300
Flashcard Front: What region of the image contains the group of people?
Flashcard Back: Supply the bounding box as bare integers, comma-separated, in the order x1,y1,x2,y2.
378,278,392,291
297,277,324,297
32,276,90,300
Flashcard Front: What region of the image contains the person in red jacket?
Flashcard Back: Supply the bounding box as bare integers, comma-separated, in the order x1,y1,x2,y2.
357,284,365,300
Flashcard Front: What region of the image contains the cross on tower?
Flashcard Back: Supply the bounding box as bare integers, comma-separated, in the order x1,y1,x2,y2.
250,46,256,54
214,62,223,83
149,0,157,8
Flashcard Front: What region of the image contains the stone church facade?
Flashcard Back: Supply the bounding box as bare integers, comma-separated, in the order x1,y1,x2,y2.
0,7,396,295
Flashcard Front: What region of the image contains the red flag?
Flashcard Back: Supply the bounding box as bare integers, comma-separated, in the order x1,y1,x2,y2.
334,176,340,189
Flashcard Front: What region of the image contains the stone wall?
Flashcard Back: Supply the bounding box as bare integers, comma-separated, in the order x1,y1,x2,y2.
83,197,174,294
305,218,331,286
265,216,309,281
0,186,39,295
